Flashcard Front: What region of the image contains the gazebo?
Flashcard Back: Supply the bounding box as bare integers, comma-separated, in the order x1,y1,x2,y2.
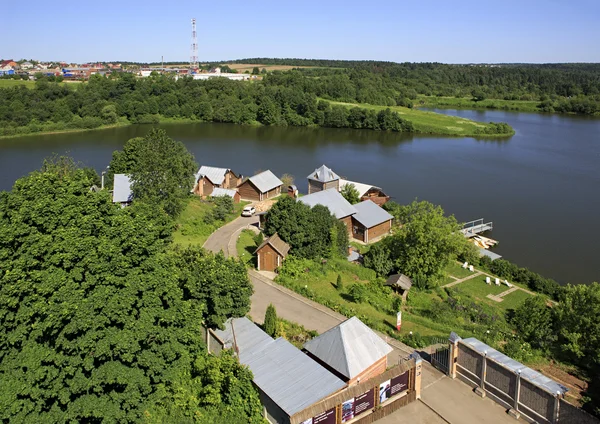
384,274,413,301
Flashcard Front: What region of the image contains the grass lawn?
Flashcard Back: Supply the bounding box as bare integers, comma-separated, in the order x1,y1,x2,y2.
453,276,511,299
172,197,247,246
417,95,540,113
0,79,36,88
324,99,514,137
444,262,475,279
499,289,534,310
236,229,257,267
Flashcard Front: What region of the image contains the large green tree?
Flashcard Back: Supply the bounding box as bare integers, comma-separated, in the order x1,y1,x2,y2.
385,200,466,281
109,129,197,217
0,158,262,422
340,183,360,204
510,296,555,350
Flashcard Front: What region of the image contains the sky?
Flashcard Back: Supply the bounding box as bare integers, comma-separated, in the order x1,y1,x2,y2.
2,0,599,64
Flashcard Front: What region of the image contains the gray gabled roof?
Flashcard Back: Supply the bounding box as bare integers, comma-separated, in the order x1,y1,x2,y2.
299,189,356,219
211,188,237,199
195,165,229,185
248,170,283,193
385,274,412,291
303,316,393,380
307,164,340,183
352,200,393,228
112,174,132,203
215,318,346,416
255,232,291,257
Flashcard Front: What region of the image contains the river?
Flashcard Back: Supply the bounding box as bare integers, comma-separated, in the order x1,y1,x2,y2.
1,110,599,284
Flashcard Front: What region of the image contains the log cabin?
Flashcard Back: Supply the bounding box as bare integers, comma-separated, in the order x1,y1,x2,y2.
193,166,242,197
237,170,283,201
351,200,394,243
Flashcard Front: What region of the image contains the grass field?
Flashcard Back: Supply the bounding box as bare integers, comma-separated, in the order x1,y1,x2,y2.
444,262,474,279
172,197,247,246
417,95,540,113
454,277,511,298
325,100,514,137
224,63,316,73
236,229,257,267
0,79,83,89
499,289,533,310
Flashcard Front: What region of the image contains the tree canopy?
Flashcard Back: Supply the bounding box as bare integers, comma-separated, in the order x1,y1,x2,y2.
340,183,360,204
0,157,261,422
109,129,197,217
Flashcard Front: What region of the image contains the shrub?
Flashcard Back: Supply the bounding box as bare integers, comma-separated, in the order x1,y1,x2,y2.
336,274,344,292
264,304,278,337
253,232,264,247
348,283,367,304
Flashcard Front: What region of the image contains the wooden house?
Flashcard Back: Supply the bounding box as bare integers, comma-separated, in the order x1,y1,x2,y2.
193,166,242,197
303,317,393,386
210,187,241,203
351,200,394,243
339,179,390,206
255,233,290,272
307,164,340,194
237,170,283,201
299,189,356,235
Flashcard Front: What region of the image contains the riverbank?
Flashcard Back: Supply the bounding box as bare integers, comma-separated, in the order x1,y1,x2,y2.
325,100,515,137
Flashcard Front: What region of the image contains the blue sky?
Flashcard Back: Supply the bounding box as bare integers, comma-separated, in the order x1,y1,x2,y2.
2,0,599,63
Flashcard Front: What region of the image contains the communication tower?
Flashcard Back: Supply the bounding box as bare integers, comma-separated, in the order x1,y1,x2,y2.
190,18,198,70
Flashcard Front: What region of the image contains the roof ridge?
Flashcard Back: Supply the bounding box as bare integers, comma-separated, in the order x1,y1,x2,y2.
337,324,351,379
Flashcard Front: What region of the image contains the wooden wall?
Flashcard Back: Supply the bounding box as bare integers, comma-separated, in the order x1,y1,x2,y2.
348,356,388,386
257,243,281,272
366,219,392,243
238,180,261,201
340,215,353,236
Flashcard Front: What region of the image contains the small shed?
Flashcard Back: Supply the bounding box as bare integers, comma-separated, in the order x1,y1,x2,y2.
210,187,241,203
351,200,393,243
255,233,291,272
385,274,413,301
237,170,283,201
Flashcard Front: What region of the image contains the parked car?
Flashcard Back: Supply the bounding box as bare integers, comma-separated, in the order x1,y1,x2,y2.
241,206,256,217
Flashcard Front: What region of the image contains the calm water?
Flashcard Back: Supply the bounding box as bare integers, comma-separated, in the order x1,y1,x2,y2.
1,110,599,284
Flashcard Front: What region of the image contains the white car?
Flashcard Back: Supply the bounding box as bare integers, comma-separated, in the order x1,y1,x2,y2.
241,206,256,217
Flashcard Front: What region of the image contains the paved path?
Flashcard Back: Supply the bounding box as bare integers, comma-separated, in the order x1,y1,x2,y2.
442,271,482,288
203,215,258,256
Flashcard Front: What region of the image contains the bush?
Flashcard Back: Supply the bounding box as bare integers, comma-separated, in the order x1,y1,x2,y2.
253,232,264,247
264,304,278,337
348,283,367,304
336,274,343,292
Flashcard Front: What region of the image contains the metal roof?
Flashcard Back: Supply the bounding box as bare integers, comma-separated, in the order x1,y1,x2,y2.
385,274,412,291
339,179,380,198
352,200,393,228
248,170,283,193
478,247,503,261
461,338,568,395
299,189,357,219
112,174,132,203
196,165,229,185
307,165,340,183
211,188,237,199
216,318,346,416
303,316,393,380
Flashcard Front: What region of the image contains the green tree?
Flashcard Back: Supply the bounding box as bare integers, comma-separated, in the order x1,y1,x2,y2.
253,232,264,247
555,282,600,365
252,67,260,75
510,296,555,350
386,200,465,281
363,243,393,277
113,129,197,216
471,89,486,102
264,304,278,337
336,274,344,292
101,104,118,124
340,182,360,204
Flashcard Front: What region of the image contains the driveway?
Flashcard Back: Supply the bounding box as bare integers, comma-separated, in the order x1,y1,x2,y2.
203,215,258,256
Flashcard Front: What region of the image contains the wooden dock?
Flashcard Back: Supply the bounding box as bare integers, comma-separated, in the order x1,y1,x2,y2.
460,218,493,238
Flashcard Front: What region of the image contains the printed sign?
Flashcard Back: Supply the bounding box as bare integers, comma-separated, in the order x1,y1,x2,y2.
379,379,392,403
353,388,375,416
396,311,402,331
341,398,355,423
390,371,409,397
313,407,336,424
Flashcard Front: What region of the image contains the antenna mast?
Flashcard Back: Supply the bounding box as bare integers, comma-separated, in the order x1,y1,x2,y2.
190,18,198,70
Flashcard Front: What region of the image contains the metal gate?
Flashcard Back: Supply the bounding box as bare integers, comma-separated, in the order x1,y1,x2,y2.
429,338,450,374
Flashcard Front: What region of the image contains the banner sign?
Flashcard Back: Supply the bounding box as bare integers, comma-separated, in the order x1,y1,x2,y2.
379,379,391,403
312,407,335,424
341,398,355,423
353,388,375,417
396,311,402,331
390,371,409,397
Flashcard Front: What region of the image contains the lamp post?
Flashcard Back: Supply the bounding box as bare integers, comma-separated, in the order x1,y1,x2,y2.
101,166,110,190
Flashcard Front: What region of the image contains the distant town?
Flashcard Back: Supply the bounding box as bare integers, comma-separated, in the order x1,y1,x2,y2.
0,58,259,81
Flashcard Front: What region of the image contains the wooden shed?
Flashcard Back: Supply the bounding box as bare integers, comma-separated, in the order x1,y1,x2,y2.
254,233,291,272
384,274,413,301
307,164,340,194
193,165,242,197
237,170,283,201
351,200,394,243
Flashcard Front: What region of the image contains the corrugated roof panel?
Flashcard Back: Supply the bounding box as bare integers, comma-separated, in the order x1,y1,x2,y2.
210,188,237,198
307,165,340,183
196,166,228,185
303,317,393,379
299,189,357,219
249,170,283,193
112,174,132,203
352,200,393,228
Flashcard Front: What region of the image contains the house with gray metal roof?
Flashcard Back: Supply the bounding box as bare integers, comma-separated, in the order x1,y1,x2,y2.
210,187,241,203
303,316,393,385
298,189,356,220
210,317,347,423
193,165,242,197
112,174,133,206
339,178,390,206
255,233,291,272
238,170,283,201
351,200,394,243
307,164,341,194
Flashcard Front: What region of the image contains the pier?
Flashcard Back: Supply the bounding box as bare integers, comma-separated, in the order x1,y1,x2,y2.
460,218,493,238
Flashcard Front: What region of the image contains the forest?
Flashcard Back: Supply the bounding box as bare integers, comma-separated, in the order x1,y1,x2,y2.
0,132,265,423
0,68,518,138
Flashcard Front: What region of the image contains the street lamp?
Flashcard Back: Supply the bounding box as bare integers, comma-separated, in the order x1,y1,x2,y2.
101,165,110,190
